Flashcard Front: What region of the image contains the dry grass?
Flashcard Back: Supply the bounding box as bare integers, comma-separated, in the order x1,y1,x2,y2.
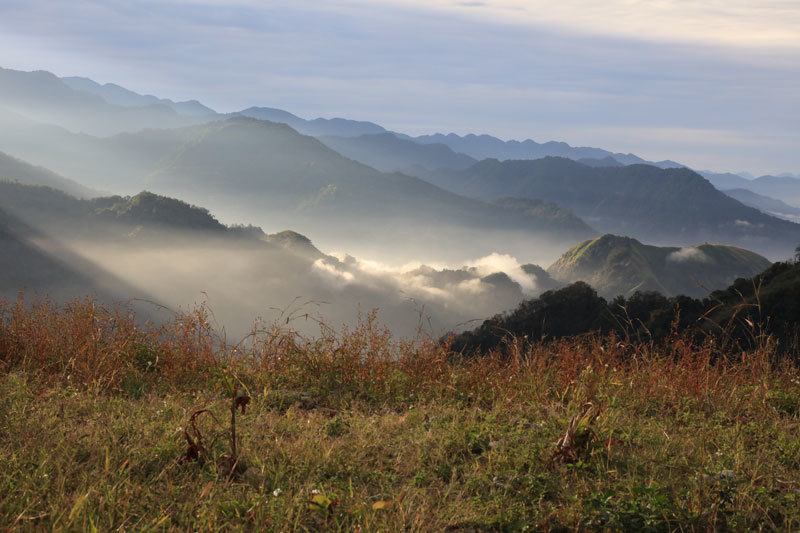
1,295,799,531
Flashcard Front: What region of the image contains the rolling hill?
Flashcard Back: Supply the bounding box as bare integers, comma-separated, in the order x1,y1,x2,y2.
547,234,772,298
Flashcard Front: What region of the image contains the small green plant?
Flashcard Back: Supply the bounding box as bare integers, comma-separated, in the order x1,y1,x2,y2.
551,402,600,465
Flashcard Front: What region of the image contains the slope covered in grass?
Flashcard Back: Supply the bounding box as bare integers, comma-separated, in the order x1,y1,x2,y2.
548,234,771,298
1,298,799,531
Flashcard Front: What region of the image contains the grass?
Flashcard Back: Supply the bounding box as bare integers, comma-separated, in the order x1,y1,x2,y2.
1,296,800,531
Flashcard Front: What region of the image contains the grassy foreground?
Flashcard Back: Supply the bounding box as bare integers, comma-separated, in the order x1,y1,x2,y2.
1,297,800,531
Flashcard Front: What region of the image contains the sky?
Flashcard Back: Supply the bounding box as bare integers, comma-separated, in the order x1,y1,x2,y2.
0,0,798,175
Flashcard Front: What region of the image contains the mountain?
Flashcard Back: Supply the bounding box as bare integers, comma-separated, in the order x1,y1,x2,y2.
546,234,771,298
490,197,593,235
577,156,624,168
0,67,206,135
745,176,800,208
425,157,800,259
0,150,96,198
61,76,216,117
237,107,386,137
699,171,753,191
143,118,596,260
317,133,477,174
404,132,683,168
701,171,800,208
0,106,206,192
722,188,800,223
0,181,239,241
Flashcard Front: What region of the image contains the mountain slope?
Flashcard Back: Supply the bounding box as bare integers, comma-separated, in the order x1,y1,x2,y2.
702,171,800,208
0,206,149,302
547,234,772,298
0,150,96,198
428,157,800,259
722,188,800,223
746,176,800,208
318,133,477,174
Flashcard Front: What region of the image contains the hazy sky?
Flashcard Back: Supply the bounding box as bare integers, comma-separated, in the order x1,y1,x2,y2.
1,0,798,174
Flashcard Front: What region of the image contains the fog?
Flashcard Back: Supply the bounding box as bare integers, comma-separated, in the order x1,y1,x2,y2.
48,232,553,340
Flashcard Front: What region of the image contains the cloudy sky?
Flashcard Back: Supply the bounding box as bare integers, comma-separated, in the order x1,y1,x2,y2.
1,0,798,174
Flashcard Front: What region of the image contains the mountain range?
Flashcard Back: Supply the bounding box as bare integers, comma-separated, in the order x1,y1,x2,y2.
1,65,799,339
0,108,595,263
400,132,683,169
421,157,800,259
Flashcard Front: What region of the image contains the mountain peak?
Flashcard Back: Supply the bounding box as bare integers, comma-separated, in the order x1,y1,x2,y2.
548,234,771,298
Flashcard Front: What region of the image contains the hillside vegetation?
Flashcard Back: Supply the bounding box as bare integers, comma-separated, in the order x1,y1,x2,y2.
451,259,800,357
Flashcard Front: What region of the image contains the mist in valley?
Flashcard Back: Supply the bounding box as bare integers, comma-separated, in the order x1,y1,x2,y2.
11,230,559,341
0,183,562,340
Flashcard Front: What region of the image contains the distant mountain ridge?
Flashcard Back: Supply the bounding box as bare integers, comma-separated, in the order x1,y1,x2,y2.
401,132,683,169
62,76,216,117
0,67,204,135
701,171,800,208
10,66,797,184
236,107,387,138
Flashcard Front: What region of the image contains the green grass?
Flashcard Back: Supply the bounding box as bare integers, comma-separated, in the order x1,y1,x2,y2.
1,297,800,531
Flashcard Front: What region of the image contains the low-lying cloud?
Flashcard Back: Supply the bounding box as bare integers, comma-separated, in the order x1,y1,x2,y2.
55,234,548,339
667,247,712,264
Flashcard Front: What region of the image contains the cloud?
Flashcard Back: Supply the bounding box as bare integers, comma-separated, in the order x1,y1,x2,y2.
311,251,539,304
0,0,798,173
465,252,537,292
379,0,800,49
667,247,712,264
